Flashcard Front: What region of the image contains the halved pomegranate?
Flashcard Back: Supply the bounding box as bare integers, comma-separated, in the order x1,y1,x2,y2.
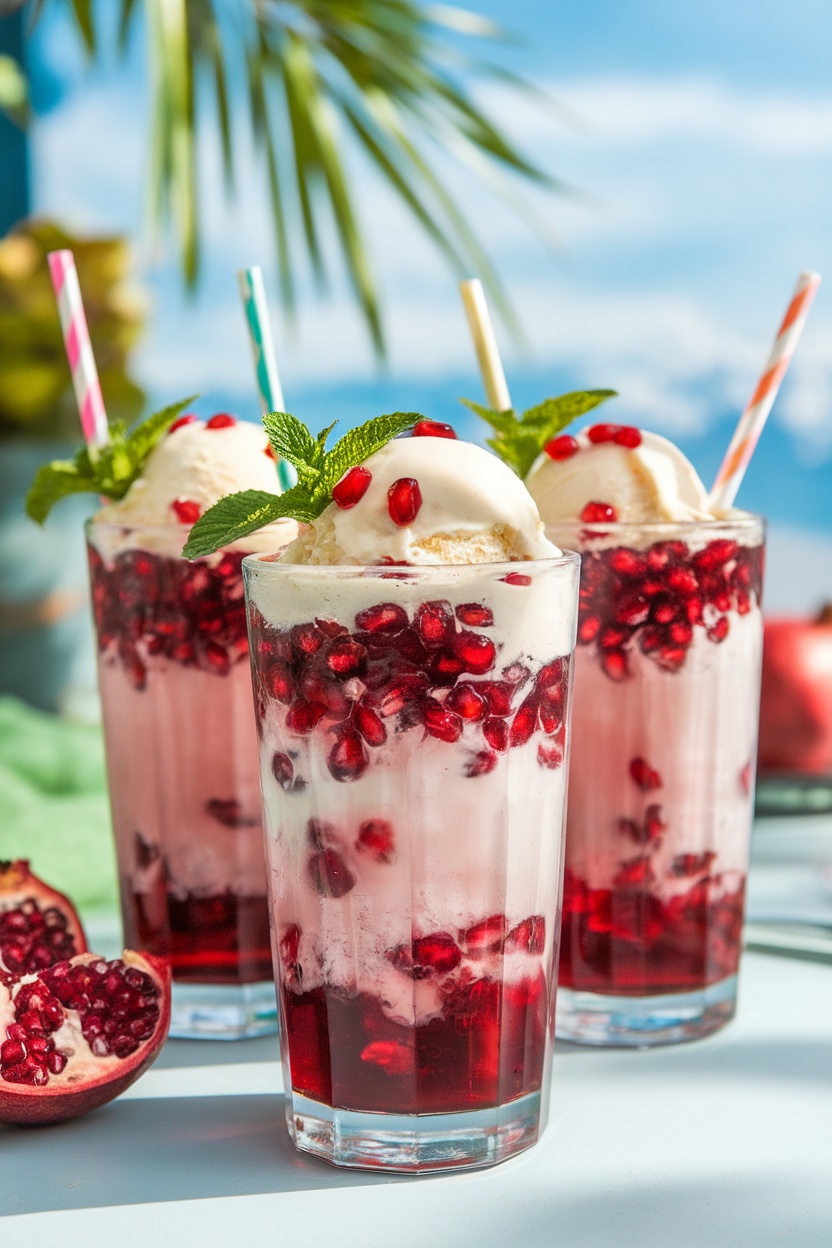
0,861,87,977
0,950,170,1125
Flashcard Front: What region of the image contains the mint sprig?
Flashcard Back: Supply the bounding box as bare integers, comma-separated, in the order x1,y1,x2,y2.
461,389,617,478
25,396,198,524
182,410,419,559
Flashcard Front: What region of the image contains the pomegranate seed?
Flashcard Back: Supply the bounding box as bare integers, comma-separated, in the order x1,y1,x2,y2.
544,434,580,460
537,741,563,769
292,623,326,654
479,681,513,717
271,752,295,791
171,498,202,524
647,540,688,570
168,414,197,434
502,662,530,687
453,631,496,675
306,849,356,898
279,924,301,966
580,501,618,523
483,718,509,752
668,567,698,596
464,749,498,777
602,649,628,681
616,817,642,842
694,540,738,571
644,804,666,840
413,420,457,439
539,703,563,736
656,645,686,672
629,757,662,791
671,851,716,877
707,617,730,643
356,819,395,861
422,698,463,743
455,603,494,627
669,621,693,646
587,423,621,443
507,915,546,955
325,637,367,677
360,1040,413,1074
286,700,327,734
579,615,601,644
327,728,368,781
412,932,461,975
615,856,653,887
501,572,531,586
651,597,679,625
264,444,276,460
206,413,236,428
315,618,347,639
613,426,642,448
353,702,387,747
446,682,487,721
206,798,255,828
1,1040,25,1066
509,697,538,747
415,600,454,647
332,466,372,509
462,915,507,957
266,659,294,704
600,624,629,650
355,602,408,634
615,596,650,627
388,477,422,526
610,548,645,577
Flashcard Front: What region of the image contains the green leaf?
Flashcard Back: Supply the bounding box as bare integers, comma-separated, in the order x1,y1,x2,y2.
459,398,517,438
522,390,617,431
322,412,417,490
263,411,319,470
182,487,316,560
462,388,618,478
25,453,98,525
123,395,198,466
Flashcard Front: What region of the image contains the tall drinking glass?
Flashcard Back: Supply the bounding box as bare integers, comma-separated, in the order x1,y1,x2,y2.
244,553,579,1171
547,516,765,1045
87,520,283,1038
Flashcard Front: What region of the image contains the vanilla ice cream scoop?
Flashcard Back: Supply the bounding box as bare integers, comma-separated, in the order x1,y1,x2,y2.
525,426,715,526
281,434,558,565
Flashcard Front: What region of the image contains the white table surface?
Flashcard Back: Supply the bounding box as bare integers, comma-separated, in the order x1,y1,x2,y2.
3,823,832,1247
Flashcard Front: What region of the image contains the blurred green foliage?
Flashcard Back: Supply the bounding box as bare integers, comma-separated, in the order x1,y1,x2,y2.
0,219,146,440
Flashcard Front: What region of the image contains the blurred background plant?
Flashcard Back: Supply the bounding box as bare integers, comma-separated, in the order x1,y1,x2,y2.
3,0,561,351
0,219,145,440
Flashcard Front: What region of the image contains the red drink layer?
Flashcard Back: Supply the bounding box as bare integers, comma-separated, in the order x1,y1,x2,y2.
88,539,271,985
246,559,576,1117
555,528,764,998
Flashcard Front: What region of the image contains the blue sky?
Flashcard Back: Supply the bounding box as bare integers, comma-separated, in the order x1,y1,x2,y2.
23,1,832,607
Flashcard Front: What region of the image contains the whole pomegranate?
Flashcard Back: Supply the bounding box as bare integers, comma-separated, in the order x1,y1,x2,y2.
0,950,170,1125
758,607,832,775
0,860,87,976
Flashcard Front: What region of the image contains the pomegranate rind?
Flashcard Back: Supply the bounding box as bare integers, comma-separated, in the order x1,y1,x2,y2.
0,950,171,1126
0,860,88,977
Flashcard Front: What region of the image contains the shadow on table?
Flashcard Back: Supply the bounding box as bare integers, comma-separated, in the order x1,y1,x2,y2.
154,1035,280,1069
0,1094,411,1217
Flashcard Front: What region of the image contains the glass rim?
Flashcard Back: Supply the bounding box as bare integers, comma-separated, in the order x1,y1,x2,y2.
544,512,765,537
242,550,581,576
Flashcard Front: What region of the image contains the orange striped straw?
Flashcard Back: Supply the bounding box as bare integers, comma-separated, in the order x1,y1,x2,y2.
708,269,821,511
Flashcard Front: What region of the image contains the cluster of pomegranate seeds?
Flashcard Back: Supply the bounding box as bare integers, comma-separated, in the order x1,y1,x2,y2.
412,420,457,439
89,545,250,688
332,465,372,509
167,413,198,435
206,413,236,429
1,958,161,1085
576,537,764,679
253,597,570,782
544,434,580,461
629,756,662,791
0,901,79,975
587,423,642,448
387,477,422,526
171,498,202,525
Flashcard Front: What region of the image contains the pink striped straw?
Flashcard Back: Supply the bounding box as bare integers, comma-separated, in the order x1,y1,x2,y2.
708,269,821,511
47,249,110,450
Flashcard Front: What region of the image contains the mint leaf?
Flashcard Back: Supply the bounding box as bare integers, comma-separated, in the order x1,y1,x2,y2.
25,395,198,523
461,388,618,478
322,412,418,491
183,487,316,560
185,410,419,559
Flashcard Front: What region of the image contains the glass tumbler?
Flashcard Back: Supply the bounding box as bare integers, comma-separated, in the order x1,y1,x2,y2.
87,521,278,1039
547,516,765,1046
244,553,579,1171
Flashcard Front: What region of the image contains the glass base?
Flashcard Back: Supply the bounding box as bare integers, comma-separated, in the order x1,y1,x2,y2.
555,974,737,1048
170,980,277,1040
286,1090,545,1172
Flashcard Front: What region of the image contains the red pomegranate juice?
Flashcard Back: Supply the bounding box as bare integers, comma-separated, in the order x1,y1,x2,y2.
87,525,273,1019
549,517,765,1043
244,554,579,1170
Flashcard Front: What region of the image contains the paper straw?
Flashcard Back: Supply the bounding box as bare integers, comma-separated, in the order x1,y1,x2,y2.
459,279,512,412
237,266,293,492
47,249,109,450
708,269,821,511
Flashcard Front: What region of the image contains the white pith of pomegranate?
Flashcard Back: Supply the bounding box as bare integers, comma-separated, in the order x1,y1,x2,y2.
0,950,171,1126
0,860,87,978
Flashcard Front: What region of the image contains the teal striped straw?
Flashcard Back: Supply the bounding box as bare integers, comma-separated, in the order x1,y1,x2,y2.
237,266,295,492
